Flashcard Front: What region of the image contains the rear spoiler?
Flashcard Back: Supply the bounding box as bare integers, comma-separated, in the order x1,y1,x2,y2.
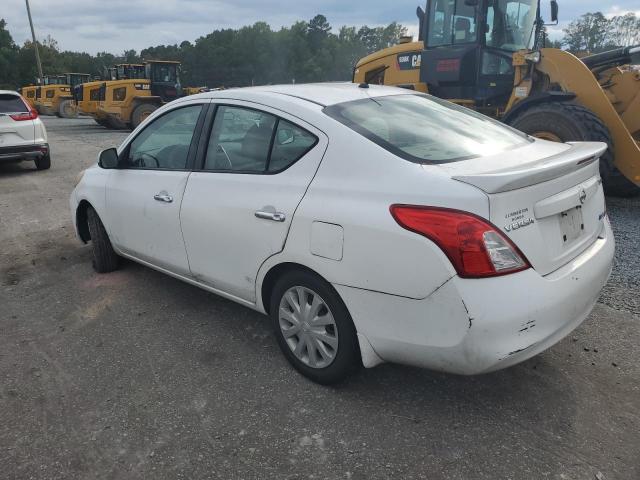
452,142,607,194
581,45,640,70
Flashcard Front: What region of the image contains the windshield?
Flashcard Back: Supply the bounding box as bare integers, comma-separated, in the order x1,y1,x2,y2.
148,64,178,84
486,0,538,51
324,94,530,164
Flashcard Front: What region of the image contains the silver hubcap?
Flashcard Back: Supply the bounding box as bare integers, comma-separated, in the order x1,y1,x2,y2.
278,286,338,369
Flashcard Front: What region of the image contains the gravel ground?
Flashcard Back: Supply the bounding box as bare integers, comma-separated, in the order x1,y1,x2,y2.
1,117,639,480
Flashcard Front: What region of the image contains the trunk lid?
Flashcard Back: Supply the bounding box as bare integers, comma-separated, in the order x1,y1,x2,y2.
437,139,608,276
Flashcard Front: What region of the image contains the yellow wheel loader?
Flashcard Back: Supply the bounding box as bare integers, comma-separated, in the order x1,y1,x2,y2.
20,85,38,108
354,0,640,196
95,60,182,130
35,73,91,118
73,64,146,127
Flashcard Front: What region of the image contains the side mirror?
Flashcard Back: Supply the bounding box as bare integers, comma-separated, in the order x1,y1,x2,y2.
98,148,119,169
550,0,559,23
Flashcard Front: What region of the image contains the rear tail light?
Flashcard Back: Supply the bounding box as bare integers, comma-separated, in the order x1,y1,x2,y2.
10,97,38,121
390,205,530,278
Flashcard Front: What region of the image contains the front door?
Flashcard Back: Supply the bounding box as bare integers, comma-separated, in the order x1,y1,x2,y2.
105,102,206,275
180,101,327,302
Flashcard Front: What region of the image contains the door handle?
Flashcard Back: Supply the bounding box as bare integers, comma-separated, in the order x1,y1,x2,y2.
255,210,286,222
153,192,174,203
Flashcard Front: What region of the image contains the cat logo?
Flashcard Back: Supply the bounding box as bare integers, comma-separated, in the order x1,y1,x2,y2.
397,52,422,71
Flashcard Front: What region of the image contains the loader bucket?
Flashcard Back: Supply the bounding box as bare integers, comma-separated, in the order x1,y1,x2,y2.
537,48,640,187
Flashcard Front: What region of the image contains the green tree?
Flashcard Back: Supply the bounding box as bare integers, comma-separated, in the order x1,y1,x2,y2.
608,13,640,47
0,19,19,88
562,12,612,53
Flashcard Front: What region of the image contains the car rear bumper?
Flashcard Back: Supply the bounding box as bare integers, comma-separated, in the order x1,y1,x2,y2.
336,219,615,375
0,143,49,162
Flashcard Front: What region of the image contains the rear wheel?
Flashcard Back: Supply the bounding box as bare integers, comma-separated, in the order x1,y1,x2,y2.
508,102,639,197
131,103,158,129
86,206,119,273
34,153,50,170
58,99,77,118
270,270,360,385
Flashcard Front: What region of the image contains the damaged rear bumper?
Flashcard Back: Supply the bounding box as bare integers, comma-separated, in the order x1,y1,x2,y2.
335,220,615,375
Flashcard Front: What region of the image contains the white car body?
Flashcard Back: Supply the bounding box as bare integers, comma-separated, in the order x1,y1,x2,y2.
0,90,49,166
70,83,614,376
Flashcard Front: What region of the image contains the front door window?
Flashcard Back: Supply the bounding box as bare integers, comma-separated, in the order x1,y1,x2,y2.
126,105,202,170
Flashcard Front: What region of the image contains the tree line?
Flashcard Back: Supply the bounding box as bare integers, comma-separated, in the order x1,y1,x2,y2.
1,11,638,90
0,15,406,90
561,12,640,53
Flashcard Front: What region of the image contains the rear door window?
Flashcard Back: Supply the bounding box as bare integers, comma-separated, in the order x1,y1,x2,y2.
269,120,318,172
0,94,28,113
204,105,318,173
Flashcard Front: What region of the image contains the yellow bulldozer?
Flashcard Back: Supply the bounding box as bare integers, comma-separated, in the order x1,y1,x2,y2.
94,60,183,130
354,0,640,196
73,64,146,127
32,73,91,118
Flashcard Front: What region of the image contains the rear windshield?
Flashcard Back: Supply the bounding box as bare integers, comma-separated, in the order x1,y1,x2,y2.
0,94,28,114
323,94,530,163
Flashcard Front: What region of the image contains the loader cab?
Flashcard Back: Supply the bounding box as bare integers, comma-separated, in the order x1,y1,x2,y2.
145,61,182,102
43,75,65,86
420,0,544,108
115,64,146,80
65,73,91,88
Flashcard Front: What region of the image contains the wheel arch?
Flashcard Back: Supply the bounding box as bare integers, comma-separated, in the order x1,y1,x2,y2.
260,262,329,315
75,199,93,243
503,91,576,124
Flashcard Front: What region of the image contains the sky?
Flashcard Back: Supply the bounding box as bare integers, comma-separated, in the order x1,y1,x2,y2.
2,0,640,55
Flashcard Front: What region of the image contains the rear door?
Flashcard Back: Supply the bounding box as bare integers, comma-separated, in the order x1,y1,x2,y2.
105,101,207,275
444,140,608,275
180,101,327,302
0,93,35,148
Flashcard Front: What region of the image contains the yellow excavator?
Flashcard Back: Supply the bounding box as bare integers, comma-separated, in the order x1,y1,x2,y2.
34,73,91,118
354,0,640,196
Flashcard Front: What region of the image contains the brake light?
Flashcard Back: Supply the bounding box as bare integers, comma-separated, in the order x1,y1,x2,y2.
390,205,530,278
10,97,38,121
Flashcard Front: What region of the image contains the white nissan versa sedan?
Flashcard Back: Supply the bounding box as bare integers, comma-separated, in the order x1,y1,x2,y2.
70,83,614,384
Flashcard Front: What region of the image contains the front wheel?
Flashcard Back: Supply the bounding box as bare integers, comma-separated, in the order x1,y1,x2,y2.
58,99,77,118
270,270,360,384
86,206,119,273
508,102,639,197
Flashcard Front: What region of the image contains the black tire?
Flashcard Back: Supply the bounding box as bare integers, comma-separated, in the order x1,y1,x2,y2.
58,99,77,118
86,206,119,273
131,103,158,130
34,153,50,170
508,102,639,197
94,118,108,127
105,116,129,130
270,270,360,384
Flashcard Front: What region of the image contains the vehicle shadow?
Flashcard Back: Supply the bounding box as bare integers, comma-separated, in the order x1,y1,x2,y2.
0,160,38,176
9,241,588,479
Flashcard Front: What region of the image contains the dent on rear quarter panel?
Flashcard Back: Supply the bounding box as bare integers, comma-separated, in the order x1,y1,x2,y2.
276,131,487,299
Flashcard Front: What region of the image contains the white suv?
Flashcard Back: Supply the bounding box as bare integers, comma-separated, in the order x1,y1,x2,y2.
0,90,50,170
